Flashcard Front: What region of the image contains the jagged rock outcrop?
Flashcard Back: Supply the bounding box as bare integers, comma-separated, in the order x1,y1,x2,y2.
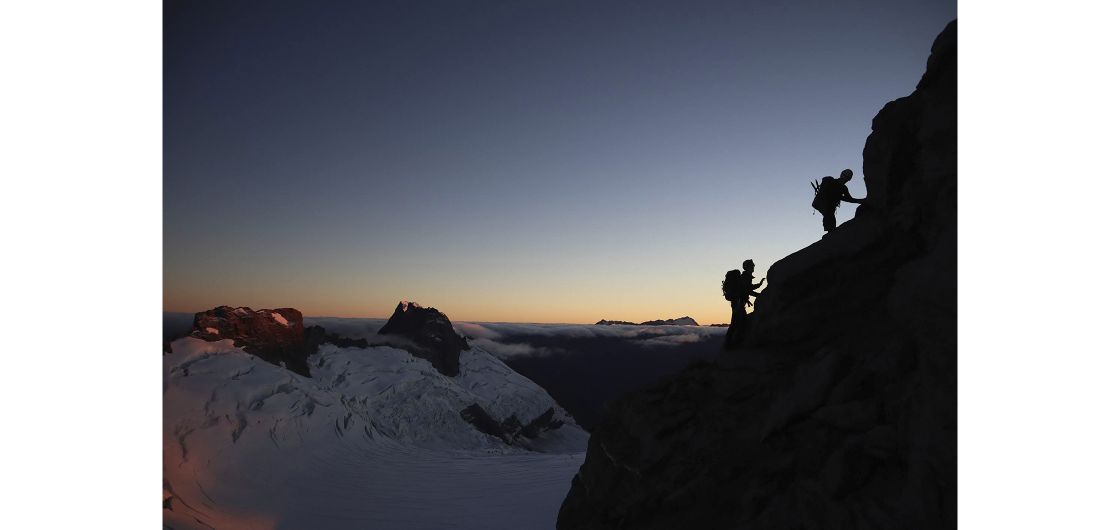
460,404,568,444
641,317,699,326
594,320,635,326
191,306,313,376
460,403,510,441
558,21,956,530
378,301,469,377
595,317,699,326
519,407,567,438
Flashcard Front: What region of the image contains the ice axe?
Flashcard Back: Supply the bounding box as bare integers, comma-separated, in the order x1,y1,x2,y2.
810,179,820,215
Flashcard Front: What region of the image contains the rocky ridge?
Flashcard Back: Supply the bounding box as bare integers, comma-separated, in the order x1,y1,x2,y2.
595,317,699,326
377,301,469,377
190,305,312,376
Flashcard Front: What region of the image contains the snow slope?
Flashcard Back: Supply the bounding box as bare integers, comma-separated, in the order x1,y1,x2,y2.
164,337,587,529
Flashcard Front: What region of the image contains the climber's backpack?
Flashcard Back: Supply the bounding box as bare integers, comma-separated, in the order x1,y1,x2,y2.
722,270,742,301
811,176,837,212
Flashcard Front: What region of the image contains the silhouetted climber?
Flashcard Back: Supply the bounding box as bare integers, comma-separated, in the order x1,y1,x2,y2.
722,269,746,349
723,269,745,314
723,260,765,350
811,168,865,232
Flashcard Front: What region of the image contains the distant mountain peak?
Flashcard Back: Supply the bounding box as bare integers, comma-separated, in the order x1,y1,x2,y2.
595,316,699,326
379,301,469,376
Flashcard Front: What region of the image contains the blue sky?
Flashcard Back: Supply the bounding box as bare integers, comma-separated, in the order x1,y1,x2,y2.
164,0,956,323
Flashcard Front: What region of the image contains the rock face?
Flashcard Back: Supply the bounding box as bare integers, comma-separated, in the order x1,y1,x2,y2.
378,301,469,377
188,304,311,376
460,404,567,445
188,307,377,377
558,21,956,530
190,306,313,376
595,317,699,326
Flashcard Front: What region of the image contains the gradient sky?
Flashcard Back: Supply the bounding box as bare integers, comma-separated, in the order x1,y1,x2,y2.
164,0,955,324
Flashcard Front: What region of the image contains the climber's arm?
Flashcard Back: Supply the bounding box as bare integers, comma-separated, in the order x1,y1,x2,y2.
840,190,864,204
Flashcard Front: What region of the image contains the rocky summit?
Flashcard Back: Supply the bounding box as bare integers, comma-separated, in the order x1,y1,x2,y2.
378,301,470,377
558,21,956,530
190,305,312,376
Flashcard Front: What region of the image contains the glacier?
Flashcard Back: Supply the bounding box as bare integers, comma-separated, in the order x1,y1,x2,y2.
164,336,588,529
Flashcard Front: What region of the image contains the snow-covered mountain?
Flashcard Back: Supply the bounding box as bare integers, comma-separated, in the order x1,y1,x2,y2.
164,303,588,529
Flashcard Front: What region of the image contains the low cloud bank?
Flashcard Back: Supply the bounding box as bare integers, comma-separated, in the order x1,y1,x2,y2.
452,321,724,358
303,317,723,359
468,338,565,358
454,321,724,341
304,316,388,341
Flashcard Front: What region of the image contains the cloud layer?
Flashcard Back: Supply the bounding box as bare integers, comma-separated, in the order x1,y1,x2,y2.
304,317,724,359
451,321,725,357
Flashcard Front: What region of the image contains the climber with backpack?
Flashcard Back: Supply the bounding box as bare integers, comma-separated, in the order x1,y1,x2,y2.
721,260,765,350
722,269,745,313
722,269,746,349
811,168,865,232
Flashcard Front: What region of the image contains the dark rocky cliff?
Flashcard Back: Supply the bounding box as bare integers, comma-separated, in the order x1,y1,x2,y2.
190,306,312,376
558,20,956,530
378,301,469,377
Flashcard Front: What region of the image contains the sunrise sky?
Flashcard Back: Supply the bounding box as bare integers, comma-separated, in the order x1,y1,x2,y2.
164,0,956,324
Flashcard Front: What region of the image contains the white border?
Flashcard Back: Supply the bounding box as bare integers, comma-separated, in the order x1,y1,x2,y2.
3,0,1120,527
0,0,161,527
960,1,1120,529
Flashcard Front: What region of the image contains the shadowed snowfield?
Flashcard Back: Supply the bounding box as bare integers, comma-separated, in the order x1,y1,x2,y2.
164,337,586,529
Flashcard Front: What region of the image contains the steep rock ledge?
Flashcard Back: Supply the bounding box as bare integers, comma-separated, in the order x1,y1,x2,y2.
558,20,956,530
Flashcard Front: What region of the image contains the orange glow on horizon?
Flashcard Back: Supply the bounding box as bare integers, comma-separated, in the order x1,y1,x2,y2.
163,289,741,326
